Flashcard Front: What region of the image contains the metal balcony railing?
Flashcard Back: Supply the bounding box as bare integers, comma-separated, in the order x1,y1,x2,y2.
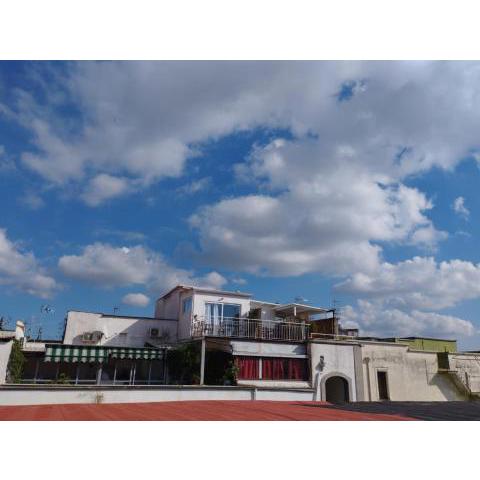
191,316,310,342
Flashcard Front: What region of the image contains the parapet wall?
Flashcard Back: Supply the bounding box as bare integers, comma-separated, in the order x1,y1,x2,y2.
0,385,315,406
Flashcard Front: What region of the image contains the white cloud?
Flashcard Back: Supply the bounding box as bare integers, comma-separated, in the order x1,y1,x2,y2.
20,191,45,210
453,196,470,219
122,293,150,308
337,256,480,310
58,242,227,295
191,143,445,277
177,177,211,196
6,61,480,203
0,228,57,298
81,174,133,206
342,300,476,338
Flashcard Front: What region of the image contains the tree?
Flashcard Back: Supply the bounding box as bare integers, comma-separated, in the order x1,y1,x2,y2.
7,340,26,384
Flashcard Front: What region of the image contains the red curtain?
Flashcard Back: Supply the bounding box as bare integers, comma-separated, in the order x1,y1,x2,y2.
262,358,273,379
236,357,259,379
262,358,284,380
262,358,307,380
287,358,306,380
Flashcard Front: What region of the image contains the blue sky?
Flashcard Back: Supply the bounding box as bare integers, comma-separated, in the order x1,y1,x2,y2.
1,61,480,348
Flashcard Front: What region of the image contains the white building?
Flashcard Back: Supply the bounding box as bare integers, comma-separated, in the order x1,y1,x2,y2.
1,284,480,404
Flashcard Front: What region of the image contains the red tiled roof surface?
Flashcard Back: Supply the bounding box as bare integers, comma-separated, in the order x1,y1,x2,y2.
0,401,413,421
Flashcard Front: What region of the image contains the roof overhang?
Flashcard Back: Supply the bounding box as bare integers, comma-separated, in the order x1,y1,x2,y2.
158,284,252,300
273,303,330,316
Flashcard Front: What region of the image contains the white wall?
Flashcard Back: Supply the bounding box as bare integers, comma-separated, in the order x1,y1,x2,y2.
0,341,13,384
360,342,464,401
63,311,178,347
238,380,310,388
231,340,306,357
155,289,181,319
309,341,357,401
0,385,315,405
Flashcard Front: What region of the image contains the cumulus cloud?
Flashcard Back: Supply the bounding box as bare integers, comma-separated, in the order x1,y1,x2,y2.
81,174,133,206
453,196,470,219
191,140,445,276
58,242,227,295
0,228,57,298
5,61,480,205
122,293,150,308
342,300,476,338
337,256,480,310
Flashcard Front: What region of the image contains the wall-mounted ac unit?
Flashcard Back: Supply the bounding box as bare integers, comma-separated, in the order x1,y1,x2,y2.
81,331,103,344
149,328,160,338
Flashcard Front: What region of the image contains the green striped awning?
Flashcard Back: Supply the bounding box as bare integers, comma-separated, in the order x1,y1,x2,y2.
108,347,163,360
44,344,164,363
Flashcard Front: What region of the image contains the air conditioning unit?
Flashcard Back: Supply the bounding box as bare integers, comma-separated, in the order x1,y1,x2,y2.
149,328,160,338
81,331,103,344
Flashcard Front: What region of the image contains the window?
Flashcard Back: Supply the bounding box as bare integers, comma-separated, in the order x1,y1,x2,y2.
182,297,192,314
223,303,241,319
235,356,308,381
377,371,389,400
205,302,241,322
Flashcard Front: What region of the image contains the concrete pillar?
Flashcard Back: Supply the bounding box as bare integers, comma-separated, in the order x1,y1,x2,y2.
96,364,103,385
200,339,206,385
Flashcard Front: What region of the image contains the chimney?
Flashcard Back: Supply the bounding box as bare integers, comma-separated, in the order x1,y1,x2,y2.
15,320,25,341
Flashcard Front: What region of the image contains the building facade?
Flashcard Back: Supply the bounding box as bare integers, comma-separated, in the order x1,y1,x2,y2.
1,284,480,403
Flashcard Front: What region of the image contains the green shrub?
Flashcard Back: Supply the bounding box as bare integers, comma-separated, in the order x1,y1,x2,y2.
167,342,201,384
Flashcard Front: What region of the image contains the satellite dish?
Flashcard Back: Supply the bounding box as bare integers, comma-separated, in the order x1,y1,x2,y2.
41,305,55,314
294,296,309,304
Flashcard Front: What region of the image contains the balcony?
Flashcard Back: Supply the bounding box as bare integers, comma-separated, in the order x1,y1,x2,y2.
191,316,310,342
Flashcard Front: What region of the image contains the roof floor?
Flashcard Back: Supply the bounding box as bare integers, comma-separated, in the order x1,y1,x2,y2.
0,400,412,421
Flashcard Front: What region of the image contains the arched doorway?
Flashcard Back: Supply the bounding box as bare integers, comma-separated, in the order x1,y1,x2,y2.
325,375,349,403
